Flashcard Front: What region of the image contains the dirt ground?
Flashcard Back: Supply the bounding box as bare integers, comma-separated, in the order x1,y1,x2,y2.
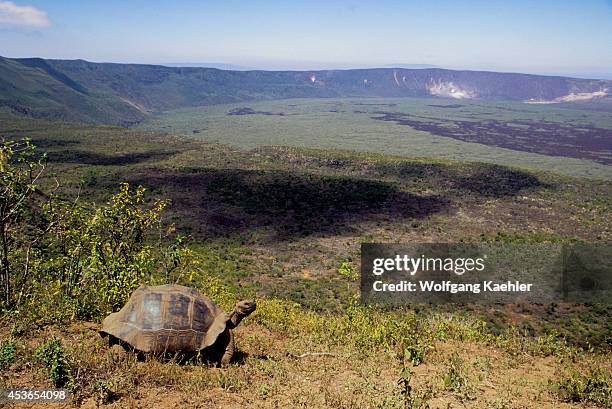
1,321,607,409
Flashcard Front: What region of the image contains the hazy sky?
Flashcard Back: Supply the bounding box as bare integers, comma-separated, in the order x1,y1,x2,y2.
1,0,611,76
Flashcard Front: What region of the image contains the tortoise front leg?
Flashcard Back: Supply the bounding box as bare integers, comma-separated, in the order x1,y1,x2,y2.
220,329,235,367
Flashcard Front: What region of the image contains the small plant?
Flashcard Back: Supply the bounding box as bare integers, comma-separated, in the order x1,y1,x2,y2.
395,339,433,409
338,259,358,281
216,371,232,391
443,353,476,401
0,338,16,370
396,365,431,409
94,379,119,405
404,341,432,366
34,338,72,387
484,395,512,409
397,366,412,408
258,383,272,398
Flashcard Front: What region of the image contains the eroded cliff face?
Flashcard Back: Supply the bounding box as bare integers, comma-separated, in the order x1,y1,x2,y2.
426,79,478,99
525,90,609,104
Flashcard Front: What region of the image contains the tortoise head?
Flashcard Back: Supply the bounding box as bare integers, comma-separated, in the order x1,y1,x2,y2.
228,299,256,328
235,299,256,316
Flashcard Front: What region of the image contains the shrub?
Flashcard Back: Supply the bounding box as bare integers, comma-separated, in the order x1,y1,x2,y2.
0,338,16,370
338,260,358,281
0,138,47,309
402,340,432,366
442,352,476,401
1,139,200,319
42,183,170,312
34,338,72,387
93,379,120,405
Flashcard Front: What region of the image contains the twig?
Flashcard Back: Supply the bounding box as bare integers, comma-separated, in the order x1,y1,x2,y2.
292,352,336,359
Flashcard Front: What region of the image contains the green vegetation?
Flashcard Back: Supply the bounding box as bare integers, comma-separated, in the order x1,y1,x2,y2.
0,338,15,370
0,135,197,317
549,363,612,407
337,260,358,281
0,116,610,407
443,353,477,401
139,98,612,179
34,338,72,388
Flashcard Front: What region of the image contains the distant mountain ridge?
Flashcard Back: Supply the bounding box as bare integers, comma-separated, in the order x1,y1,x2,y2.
0,56,610,125
161,62,256,71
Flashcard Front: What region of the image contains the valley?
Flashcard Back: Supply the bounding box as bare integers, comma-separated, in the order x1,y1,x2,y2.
138,98,612,179
0,57,611,408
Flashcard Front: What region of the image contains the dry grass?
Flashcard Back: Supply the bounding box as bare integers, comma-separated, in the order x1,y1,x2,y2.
1,299,610,408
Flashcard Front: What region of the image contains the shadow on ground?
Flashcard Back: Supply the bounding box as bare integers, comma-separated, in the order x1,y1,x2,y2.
45,149,180,166
373,162,553,197
128,168,450,240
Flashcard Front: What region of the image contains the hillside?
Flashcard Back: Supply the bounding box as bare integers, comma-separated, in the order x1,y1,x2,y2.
1,56,610,125
0,57,144,125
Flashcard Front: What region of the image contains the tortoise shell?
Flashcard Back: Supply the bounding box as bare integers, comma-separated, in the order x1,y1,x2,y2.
100,284,229,353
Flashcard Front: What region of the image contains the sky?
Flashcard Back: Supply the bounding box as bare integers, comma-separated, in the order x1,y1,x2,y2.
0,0,611,77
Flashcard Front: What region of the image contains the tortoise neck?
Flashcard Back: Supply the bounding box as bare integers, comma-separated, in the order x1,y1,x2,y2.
228,310,244,329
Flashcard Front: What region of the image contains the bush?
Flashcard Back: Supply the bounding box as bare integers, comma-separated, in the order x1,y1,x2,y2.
0,338,16,370
34,338,72,387
338,260,358,281
1,139,198,321
0,138,47,309
402,340,432,366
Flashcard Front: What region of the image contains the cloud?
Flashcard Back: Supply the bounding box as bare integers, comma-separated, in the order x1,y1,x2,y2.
0,1,51,28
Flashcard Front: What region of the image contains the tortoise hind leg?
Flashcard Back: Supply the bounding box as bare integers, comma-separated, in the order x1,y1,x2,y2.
220,329,235,367
105,335,145,362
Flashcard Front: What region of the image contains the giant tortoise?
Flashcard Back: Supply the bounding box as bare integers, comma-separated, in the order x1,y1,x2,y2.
100,284,256,366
